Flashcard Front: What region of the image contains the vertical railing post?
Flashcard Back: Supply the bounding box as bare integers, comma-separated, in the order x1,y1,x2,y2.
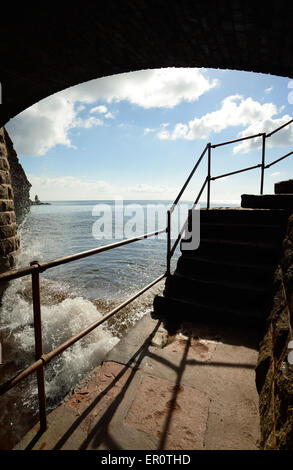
30,261,47,431
260,133,266,195
166,210,171,277
207,143,211,209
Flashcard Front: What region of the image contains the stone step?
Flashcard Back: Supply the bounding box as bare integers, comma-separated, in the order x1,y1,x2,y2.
154,207,289,328
198,208,290,225
180,237,281,265
274,179,293,194
152,294,265,328
241,194,293,209
165,273,270,310
176,255,276,285
197,221,284,243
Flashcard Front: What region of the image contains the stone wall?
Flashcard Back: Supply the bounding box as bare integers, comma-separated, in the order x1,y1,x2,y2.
255,214,293,450
0,128,20,279
4,128,31,221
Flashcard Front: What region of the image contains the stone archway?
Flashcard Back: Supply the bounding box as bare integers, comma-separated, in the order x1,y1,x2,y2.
1,1,293,450
1,0,293,126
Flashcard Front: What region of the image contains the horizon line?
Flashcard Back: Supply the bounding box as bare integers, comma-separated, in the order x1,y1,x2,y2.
31,198,242,203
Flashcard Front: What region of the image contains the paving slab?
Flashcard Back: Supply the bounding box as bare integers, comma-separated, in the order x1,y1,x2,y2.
14,314,260,450
125,374,209,450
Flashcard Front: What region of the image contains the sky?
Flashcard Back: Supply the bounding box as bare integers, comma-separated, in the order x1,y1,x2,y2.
6,67,293,203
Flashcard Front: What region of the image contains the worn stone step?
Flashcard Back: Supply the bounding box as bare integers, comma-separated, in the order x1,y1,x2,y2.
241,194,293,209
198,208,290,225
180,237,281,265
152,295,265,328
155,207,289,328
165,273,270,310
274,179,293,194
176,255,276,284
196,222,284,244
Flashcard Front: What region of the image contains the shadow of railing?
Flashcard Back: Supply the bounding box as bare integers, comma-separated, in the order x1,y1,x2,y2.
20,319,258,450
50,320,161,450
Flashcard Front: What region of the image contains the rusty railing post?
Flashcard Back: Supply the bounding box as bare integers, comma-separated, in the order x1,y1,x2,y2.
166,210,171,277
207,143,211,209
30,261,47,431
260,133,266,195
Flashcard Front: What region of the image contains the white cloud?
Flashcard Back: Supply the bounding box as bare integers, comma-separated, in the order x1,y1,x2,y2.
6,95,105,156
90,105,108,114
61,68,219,109
232,114,293,154
143,128,156,135
74,116,104,129
7,68,218,156
28,174,179,200
7,96,77,156
157,129,170,140
28,174,113,200
270,172,281,177
105,112,115,119
126,183,172,194
157,95,279,142
90,106,114,119
265,86,273,94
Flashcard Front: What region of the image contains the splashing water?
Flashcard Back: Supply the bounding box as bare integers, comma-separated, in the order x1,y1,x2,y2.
0,219,122,448
0,202,168,449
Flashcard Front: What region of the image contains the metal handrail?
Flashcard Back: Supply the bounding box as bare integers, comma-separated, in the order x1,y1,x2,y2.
0,228,166,431
169,143,209,214
166,119,293,267
1,117,293,435
211,163,262,181
168,177,208,260
265,150,293,169
0,273,165,396
211,132,264,148
0,228,166,282
266,118,293,138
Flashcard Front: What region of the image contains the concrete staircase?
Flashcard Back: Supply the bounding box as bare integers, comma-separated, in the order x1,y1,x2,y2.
153,208,290,332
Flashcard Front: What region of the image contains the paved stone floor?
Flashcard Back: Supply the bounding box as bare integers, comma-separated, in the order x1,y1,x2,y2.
14,315,261,450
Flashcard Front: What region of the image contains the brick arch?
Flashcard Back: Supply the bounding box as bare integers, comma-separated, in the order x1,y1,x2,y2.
1,0,293,126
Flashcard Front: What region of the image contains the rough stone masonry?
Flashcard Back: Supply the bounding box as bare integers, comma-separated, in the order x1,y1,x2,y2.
0,127,20,279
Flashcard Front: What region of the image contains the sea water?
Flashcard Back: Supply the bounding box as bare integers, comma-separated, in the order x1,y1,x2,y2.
0,200,173,449
0,199,239,448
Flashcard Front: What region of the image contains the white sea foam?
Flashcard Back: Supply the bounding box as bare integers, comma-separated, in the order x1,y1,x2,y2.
0,214,120,407
0,204,168,450
1,281,120,402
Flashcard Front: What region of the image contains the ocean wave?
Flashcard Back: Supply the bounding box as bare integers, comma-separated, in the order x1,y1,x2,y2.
0,205,166,449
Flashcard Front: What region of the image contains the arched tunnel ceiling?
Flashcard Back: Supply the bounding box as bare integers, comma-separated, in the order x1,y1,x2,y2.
1,0,293,127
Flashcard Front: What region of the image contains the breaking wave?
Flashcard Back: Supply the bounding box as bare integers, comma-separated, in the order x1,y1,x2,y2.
0,205,165,449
